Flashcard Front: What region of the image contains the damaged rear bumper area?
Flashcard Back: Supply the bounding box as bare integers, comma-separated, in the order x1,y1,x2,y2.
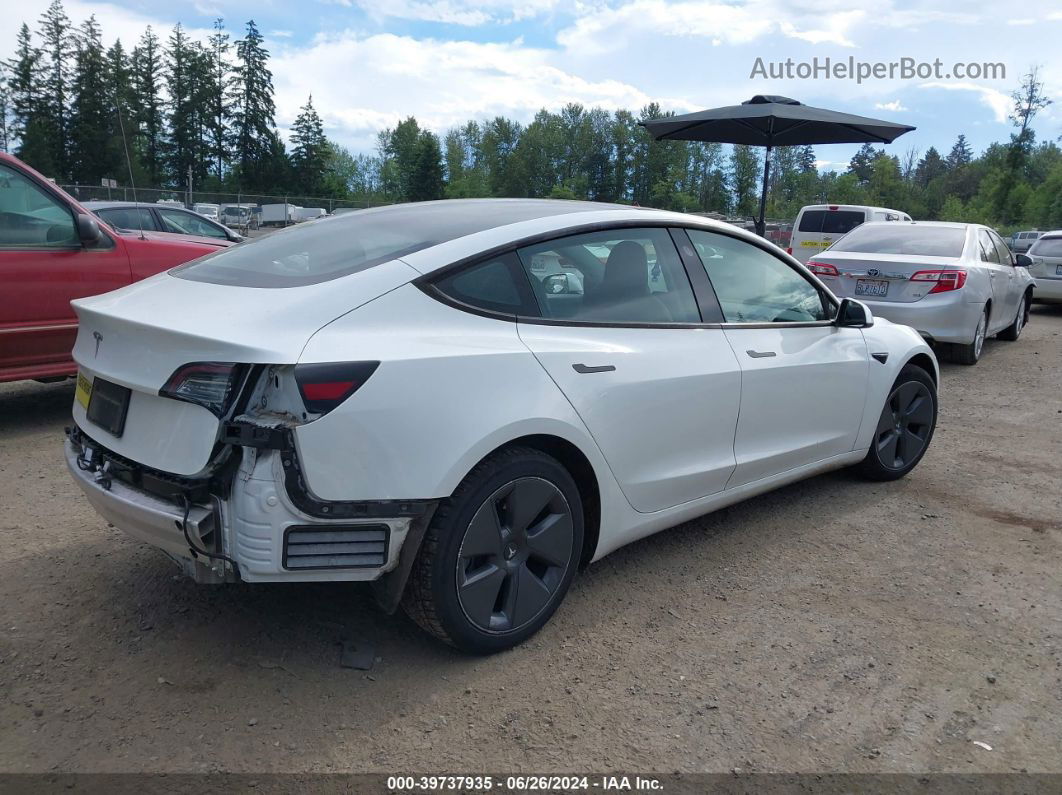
65,425,437,602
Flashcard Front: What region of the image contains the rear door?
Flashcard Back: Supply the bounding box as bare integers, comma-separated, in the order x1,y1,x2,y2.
977,228,1013,330
792,208,866,263
511,226,742,513
988,229,1020,326
684,227,869,488
0,162,130,378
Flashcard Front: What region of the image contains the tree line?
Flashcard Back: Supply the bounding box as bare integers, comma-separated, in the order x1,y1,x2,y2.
1,1,1058,230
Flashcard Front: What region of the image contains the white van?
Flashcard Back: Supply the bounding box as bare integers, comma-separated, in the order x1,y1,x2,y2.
789,204,910,263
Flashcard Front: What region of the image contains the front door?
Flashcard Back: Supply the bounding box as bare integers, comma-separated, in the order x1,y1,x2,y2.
514,227,742,513
684,228,870,489
0,163,129,378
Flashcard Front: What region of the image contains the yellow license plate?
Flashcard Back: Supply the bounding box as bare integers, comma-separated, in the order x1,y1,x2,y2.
75,372,93,409
801,240,829,247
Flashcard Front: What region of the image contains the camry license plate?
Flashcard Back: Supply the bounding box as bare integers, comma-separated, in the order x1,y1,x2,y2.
75,372,92,409
855,279,889,297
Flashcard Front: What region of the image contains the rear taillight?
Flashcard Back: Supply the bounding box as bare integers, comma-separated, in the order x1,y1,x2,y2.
786,246,793,255
807,260,839,277
294,361,379,415
910,269,967,294
161,362,244,417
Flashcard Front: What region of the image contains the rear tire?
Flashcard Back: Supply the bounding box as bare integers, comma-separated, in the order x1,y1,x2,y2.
996,292,1028,341
856,364,937,481
402,447,583,654
949,306,988,365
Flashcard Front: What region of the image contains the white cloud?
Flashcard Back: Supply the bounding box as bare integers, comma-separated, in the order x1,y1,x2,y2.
1006,18,1035,26
269,29,294,38
918,82,1011,123
271,31,657,150
875,100,908,112
349,0,561,25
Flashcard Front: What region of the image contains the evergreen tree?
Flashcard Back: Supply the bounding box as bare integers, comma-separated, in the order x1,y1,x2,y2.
68,16,113,184
729,144,762,217
205,18,230,182
131,27,165,185
164,23,196,188
914,147,947,187
847,142,878,185
408,131,445,202
946,134,973,169
289,95,328,195
5,24,40,148
36,0,75,178
230,20,276,191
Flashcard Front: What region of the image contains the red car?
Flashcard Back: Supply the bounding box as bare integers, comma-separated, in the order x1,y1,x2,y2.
0,152,227,383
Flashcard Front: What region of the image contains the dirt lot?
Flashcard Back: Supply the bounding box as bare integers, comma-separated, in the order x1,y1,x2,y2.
0,307,1059,775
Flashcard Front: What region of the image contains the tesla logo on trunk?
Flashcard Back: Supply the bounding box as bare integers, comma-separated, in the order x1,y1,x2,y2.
93,331,103,357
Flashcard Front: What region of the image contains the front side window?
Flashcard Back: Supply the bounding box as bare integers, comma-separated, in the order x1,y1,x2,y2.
687,229,831,324
0,164,77,248
989,231,1012,265
158,208,226,239
515,228,700,325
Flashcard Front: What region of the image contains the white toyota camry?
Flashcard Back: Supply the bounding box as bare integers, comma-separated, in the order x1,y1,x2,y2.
66,200,939,653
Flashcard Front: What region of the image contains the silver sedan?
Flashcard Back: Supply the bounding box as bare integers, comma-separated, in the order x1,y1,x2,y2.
805,221,1035,365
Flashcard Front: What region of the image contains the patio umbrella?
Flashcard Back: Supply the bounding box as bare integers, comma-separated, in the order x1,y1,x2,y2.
640,95,915,237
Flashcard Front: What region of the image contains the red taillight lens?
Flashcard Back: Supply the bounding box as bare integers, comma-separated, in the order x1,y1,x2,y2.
910,269,967,294
807,260,839,277
786,246,793,255
294,361,379,415
161,362,243,417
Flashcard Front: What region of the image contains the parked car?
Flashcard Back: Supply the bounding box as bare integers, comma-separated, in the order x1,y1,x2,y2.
220,204,258,231
65,199,939,653
789,204,910,264
806,221,1034,365
1010,230,1042,253
0,152,221,383
1025,230,1062,303
84,201,243,244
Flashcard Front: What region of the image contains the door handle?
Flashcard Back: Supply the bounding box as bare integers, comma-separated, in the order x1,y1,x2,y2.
746,350,776,358
572,363,616,374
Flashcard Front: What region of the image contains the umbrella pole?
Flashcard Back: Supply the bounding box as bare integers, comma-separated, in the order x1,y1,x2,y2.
756,144,771,238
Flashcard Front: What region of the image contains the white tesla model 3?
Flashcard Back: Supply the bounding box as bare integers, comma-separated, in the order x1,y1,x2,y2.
66,200,939,653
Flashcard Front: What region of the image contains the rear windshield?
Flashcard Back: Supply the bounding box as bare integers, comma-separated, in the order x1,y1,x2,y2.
173,200,599,288
1029,236,1062,256
830,224,967,257
798,209,865,235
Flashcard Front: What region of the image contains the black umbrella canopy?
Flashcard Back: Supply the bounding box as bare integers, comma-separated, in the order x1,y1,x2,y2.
640,95,915,146
640,96,915,237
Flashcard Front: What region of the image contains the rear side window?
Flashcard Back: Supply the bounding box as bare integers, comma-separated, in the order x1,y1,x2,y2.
831,225,967,257
798,210,866,234
433,253,538,316
99,207,158,232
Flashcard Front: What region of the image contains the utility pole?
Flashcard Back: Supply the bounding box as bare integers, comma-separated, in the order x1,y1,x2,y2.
187,165,193,209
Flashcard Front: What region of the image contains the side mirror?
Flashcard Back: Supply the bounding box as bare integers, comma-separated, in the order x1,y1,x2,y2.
229,231,244,243
76,214,102,246
544,273,581,295
1014,253,1032,267
835,297,874,328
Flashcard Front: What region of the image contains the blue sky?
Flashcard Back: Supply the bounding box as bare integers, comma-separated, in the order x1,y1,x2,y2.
3,0,1060,170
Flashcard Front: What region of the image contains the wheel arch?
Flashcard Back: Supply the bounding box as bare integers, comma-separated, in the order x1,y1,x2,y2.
474,433,602,569
905,352,938,385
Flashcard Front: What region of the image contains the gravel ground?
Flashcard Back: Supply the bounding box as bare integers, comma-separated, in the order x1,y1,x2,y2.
0,306,1059,775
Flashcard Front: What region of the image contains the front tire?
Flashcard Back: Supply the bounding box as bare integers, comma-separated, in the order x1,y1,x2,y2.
949,306,988,365
402,447,583,654
856,364,937,481
996,292,1028,341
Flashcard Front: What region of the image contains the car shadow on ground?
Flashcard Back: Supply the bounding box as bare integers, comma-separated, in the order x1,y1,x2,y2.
0,379,75,438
